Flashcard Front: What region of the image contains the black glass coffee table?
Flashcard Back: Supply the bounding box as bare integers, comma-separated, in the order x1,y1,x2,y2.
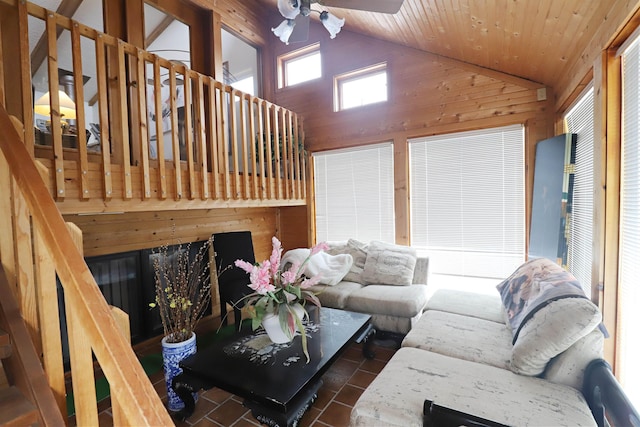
171,307,375,427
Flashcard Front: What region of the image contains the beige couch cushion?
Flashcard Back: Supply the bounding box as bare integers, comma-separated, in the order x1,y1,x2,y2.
361,241,417,286
511,297,602,376
402,310,513,369
346,284,428,318
351,347,596,427
309,281,363,309
543,328,605,390
425,288,505,324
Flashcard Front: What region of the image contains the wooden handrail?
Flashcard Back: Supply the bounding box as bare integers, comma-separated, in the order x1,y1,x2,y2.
0,105,172,425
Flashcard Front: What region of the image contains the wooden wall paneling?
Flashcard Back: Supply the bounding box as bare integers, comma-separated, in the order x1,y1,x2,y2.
70,207,279,260
183,67,196,200
603,49,622,368
555,0,640,110
278,206,309,250
273,28,551,154
393,135,409,245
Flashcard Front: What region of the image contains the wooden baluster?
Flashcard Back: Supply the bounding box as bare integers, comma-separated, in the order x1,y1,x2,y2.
182,67,196,200
71,23,90,200
168,64,183,199
136,50,152,200
110,306,131,426
95,34,113,201
264,102,274,200
207,78,221,200
116,41,133,200
240,93,250,199
229,88,240,199
153,57,167,199
249,97,258,200
195,75,209,200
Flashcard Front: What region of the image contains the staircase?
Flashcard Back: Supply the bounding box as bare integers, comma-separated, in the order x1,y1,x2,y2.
1,327,39,426
0,266,65,427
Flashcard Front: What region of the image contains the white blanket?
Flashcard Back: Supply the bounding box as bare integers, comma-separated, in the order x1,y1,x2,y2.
281,249,353,286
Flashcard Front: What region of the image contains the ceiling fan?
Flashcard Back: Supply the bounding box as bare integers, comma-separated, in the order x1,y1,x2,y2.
273,0,404,44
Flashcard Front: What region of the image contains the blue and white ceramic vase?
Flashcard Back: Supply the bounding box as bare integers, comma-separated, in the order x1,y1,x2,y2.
161,332,197,412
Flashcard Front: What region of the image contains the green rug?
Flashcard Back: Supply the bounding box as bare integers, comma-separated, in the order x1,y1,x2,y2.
65,324,242,416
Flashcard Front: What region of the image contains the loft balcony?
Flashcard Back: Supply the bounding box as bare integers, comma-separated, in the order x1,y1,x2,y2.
14,1,307,216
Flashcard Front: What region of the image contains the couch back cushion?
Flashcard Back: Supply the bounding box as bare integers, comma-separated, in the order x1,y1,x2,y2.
361,241,417,286
543,329,604,390
510,297,602,376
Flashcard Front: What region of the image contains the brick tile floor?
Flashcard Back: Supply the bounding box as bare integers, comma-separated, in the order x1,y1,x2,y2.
81,334,397,427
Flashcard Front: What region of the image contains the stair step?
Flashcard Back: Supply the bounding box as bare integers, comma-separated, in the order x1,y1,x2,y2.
0,386,38,426
0,329,9,359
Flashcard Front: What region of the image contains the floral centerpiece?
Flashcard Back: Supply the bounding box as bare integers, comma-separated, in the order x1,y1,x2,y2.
235,236,328,361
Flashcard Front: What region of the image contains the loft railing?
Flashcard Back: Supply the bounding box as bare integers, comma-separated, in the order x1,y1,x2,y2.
0,107,172,425
6,1,306,213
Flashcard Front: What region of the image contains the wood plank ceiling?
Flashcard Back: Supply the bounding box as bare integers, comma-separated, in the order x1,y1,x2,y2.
258,0,617,90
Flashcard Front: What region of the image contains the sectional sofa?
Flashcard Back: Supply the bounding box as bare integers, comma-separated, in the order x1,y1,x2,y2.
350,258,634,426
307,239,430,339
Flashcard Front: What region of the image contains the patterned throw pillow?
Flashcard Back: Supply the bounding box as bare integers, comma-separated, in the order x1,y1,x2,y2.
342,239,368,283
361,241,417,286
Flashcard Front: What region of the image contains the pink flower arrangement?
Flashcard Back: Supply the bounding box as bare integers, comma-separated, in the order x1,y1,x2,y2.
235,236,328,361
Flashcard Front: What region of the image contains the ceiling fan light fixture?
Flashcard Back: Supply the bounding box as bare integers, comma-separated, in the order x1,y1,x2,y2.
272,19,296,45
277,0,300,20
320,11,345,39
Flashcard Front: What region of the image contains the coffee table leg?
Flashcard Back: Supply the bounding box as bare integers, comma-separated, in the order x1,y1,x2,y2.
244,379,323,427
357,324,377,359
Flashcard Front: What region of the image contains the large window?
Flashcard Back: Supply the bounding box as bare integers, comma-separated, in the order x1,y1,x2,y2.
619,35,640,409
314,143,394,243
564,85,595,297
409,125,525,279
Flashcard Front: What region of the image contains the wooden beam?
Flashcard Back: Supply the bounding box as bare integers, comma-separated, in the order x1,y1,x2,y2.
145,15,174,49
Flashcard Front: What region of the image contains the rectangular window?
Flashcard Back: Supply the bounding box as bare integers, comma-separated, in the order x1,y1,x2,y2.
409,125,525,279
619,35,640,410
313,143,395,243
277,43,321,88
334,63,387,111
564,85,595,297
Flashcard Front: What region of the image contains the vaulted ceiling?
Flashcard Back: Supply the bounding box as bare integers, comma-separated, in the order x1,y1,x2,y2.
258,0,617,90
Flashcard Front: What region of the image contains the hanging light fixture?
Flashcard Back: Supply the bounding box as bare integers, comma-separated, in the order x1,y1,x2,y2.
272,0,345,44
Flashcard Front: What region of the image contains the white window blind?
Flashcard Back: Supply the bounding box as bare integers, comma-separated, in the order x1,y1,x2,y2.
564,85,595,298
619,36,640,409
313,143,395,242
409,125,525,278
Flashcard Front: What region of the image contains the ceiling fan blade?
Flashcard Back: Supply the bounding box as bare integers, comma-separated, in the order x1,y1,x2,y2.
318,0,404,14
288,14,310,44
